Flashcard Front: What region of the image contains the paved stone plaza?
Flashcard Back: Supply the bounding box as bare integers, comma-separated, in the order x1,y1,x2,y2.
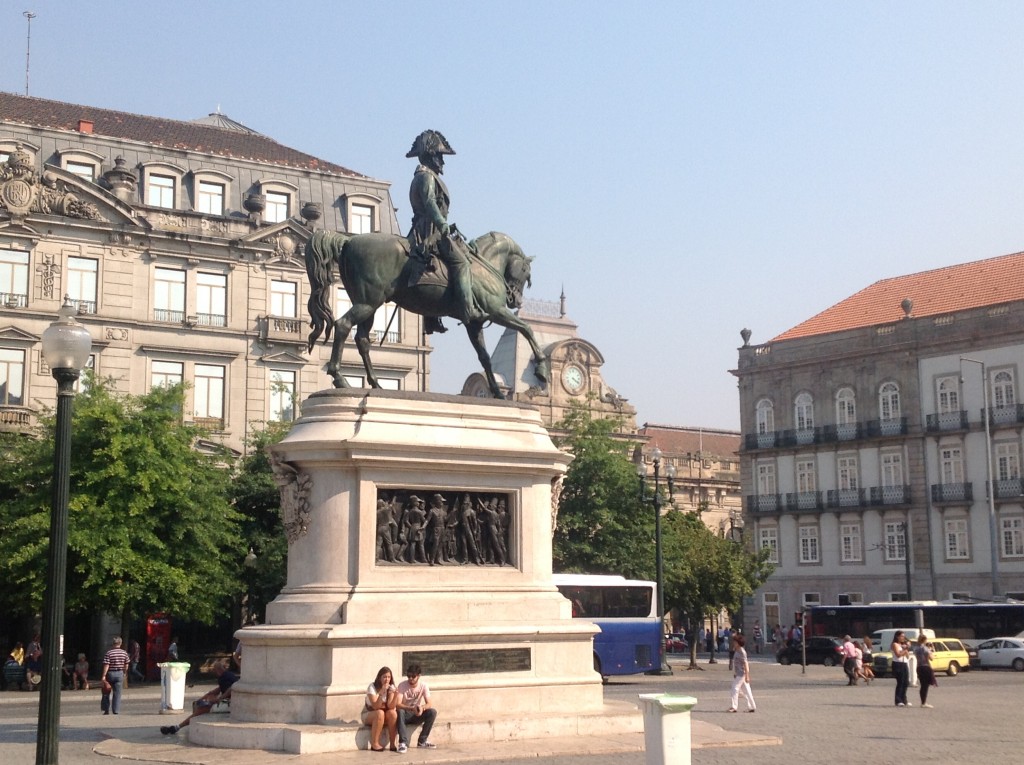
1,655,1020,765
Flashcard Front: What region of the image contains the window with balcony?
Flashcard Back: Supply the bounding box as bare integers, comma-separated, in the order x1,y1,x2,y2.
840,523,862,562
796,459,816,492
877,450,906,504
0,250,29,308
67,256,98,314
836,454,859,506
795,392,814,440
193,364,225,428
992,369,1016,409
759,526,779,564
799,525,819,563
755,461,777,512
940,445,964,483
944,518,969,560
879,382,901,418
1002,516,1024,558
154,268,185,323
994,442,1021,498
196,272,227,327
0,348,25,405
755,399,775,447
371,303,400,344
835,387,857,439
197,181,225,215
146,173,176,208
265,191,290,224
269,369,296,422
271,280,298,317
152,360,183,389
884,522,906,562
938,376,960,413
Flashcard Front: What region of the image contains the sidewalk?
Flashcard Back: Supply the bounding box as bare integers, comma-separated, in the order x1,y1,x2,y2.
1,679,780,765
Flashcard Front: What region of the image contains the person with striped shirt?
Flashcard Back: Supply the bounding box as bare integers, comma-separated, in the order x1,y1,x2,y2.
100,636,131,714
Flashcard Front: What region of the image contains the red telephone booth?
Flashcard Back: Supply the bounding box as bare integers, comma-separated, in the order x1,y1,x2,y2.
145,613,172,681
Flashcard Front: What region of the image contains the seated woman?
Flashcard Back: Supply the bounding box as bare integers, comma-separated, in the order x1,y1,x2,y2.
362,666,398,752
73,653,90,690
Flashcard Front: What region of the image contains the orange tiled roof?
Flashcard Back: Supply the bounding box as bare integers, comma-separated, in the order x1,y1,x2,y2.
773,249,1024,342
638,425,740,460
0,91,364,178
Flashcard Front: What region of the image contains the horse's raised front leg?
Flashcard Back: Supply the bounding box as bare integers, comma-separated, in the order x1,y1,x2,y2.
328,304,375,388
488,308,550,386
465,321,505,398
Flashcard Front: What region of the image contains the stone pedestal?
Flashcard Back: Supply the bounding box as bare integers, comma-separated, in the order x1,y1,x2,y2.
191,390,640,752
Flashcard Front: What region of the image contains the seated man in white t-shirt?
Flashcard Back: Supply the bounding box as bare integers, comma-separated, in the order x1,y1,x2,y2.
394,664,438,752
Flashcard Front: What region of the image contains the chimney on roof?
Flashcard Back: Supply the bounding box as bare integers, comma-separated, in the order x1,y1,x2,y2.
78,119,94,134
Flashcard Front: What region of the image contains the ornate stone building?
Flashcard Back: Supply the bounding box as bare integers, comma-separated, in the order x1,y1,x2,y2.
735,251,1024,631
0,92,427,454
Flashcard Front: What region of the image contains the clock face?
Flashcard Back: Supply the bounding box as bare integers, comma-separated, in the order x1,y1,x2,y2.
561,364,586,394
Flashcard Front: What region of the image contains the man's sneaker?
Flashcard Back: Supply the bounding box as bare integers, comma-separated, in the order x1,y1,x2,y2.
922,703,934,708
396,743,408,753
904,702,913,707
417,741,437,749
160,726,177,735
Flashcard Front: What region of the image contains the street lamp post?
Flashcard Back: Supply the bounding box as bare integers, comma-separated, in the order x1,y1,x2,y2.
244,547,258,625
899,521,913,600
961,357,1001,598
36,298,92,765
635,446,675,676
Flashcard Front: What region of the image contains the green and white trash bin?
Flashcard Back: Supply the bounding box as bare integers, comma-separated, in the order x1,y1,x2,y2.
158,662,190,713
638,694,698,765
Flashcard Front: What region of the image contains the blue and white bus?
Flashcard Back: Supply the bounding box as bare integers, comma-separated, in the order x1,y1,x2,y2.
553,573,661,681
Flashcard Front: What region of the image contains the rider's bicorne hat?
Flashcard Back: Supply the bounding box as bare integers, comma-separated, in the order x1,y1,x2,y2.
406,130,455,158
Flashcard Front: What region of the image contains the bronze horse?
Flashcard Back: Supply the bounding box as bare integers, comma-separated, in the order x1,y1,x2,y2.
304,229,550,398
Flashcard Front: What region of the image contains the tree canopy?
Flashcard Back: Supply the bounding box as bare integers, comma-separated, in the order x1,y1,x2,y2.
0,379,243,625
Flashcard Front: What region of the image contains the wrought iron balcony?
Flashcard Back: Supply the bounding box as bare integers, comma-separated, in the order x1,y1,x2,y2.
785,491,824,511
821,423,862,442
926,410,968,432
990,478,1024,500
826,488,866,508
744,431,778,450
988,404,1024,427
869,485,911,505
931,482,973,503
865,417,907,437
745,494,781,513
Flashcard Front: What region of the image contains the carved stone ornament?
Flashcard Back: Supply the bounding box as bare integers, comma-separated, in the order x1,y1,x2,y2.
550,475,564,534
0,150,102,220
269,451,313,543
375,489,512,567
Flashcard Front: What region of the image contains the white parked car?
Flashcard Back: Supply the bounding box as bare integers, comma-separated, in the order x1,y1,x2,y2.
976,637,1024,671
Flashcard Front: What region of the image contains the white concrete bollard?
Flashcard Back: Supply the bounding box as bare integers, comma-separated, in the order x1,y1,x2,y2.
638,693,698,765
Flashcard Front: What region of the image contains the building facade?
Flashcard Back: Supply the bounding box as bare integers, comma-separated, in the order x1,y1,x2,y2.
734,251,1024,630
1,92,427,454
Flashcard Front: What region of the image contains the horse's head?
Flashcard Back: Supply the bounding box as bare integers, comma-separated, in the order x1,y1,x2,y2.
472,232,533,309
504,249,533,309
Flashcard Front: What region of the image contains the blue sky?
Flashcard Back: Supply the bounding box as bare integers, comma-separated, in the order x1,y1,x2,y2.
5,1,1024,430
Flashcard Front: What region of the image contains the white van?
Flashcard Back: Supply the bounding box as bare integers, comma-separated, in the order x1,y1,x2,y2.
870,628,936,685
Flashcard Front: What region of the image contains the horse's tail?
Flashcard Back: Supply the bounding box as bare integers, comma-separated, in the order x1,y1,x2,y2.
304,230,349,351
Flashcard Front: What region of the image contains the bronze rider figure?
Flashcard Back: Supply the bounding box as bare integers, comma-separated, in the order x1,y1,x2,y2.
406,130,481,334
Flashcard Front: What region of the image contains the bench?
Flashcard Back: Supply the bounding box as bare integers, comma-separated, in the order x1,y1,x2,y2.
3,663,27,691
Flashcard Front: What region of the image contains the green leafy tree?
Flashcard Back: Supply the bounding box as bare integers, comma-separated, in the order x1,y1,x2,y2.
661,510,774,669
552,401,653,579
0,379,242,627
229,421,290,624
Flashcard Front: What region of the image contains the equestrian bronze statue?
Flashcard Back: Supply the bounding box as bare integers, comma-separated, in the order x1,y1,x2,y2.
304,130,550,398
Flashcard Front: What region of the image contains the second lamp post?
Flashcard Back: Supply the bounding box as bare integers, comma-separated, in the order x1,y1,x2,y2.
635,445,675,676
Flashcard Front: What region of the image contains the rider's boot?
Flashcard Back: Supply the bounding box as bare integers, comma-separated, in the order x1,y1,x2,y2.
424,316,447,334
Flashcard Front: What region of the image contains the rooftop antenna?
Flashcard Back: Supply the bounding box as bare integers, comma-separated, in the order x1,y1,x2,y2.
24,11,36,96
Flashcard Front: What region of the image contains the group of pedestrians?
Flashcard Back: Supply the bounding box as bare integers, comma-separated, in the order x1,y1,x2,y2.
360,663,439,753
891,630,937,708
840,635,875,685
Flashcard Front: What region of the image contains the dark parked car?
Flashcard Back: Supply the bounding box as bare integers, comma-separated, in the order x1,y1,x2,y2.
776,636,844,666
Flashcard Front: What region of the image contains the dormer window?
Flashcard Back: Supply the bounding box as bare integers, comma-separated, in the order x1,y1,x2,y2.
192,169,233,216
341,192,382,234
57,149,104,183
140,162,186,209
258,180,298,224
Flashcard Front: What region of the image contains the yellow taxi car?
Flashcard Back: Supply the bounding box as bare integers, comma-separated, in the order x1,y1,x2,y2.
872,637,972,677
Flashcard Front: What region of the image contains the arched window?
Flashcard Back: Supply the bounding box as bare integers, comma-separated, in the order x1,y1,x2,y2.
795,392,814,431
879,382,901,421
756,399,774,435
836,388,856,424
992,370,1016,409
